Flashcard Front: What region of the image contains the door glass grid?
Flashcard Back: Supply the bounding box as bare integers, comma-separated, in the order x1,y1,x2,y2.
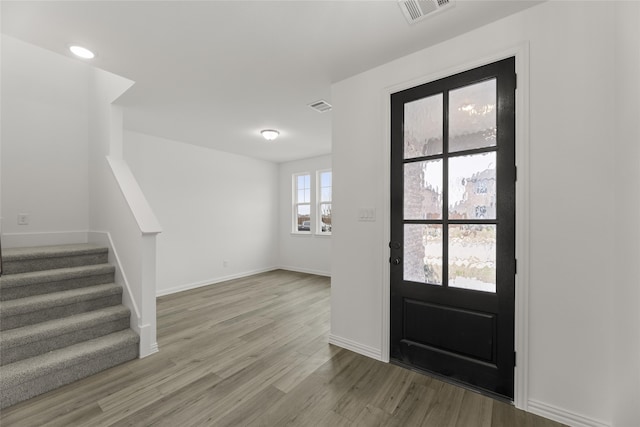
402,79,498,293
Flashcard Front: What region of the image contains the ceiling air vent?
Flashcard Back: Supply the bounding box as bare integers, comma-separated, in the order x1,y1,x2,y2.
398,0,454,24
308,100,332,113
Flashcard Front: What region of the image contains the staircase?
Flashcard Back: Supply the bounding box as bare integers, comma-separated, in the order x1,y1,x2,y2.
0,244,139,409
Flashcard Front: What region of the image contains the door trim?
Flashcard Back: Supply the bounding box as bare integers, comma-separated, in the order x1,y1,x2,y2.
381,42,530,410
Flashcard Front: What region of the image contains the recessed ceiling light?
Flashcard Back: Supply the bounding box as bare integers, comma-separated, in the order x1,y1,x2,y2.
261,129,280,141
69,45,95,59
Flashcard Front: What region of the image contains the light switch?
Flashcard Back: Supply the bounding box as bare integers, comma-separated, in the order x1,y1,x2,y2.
358,207,376,222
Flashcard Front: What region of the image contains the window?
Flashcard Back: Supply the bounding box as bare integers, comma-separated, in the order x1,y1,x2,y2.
318,170,332,234
294,173,311,232
292,169,332,235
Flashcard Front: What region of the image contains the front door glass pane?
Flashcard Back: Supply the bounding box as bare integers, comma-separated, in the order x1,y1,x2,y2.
448,224,496,293
448,152,496,219
404,93,443,158
404,224,442,285
449,79,496,152
404,160,443,220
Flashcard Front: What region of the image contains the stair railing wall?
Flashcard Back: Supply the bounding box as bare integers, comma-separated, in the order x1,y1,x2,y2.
87,68,162,358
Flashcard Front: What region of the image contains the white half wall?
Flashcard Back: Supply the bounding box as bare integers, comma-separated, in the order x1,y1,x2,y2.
278,155,332,276
331,2,638,426
1,36,90,246
123,131,279,296
86,65,160,358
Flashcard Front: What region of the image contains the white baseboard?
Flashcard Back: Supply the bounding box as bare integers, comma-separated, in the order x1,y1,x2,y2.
2,230,89,248
156,266,280,297
328,334,383,361
137,322,158,358
141,342,159,359
528,399,611,427
278,265,331,277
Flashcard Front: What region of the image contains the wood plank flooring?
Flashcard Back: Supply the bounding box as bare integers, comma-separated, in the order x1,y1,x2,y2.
0,270,565,426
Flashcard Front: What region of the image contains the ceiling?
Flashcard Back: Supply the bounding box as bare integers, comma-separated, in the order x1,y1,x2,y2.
1,1,542,163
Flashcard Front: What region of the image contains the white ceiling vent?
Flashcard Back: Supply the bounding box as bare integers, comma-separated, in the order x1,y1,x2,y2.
308,100,332,113
398,0,455,24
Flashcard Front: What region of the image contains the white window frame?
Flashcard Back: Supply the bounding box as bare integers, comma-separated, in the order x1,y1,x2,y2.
317,169,332,235
293,172,311,234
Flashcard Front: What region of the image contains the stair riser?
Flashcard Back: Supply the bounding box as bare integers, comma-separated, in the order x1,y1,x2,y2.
0,273,115,301
1,317,130,366
1,295,123,331
0,344,138,409
3,253,109,275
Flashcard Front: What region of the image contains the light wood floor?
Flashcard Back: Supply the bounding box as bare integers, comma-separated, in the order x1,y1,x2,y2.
1,270,565,426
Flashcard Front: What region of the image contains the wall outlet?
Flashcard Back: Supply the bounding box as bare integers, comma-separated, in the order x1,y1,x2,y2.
18,213,30,225
223,260,229,268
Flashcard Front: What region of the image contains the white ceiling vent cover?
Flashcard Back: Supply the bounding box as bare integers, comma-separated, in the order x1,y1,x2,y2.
398,0,455,24
308,100,332,113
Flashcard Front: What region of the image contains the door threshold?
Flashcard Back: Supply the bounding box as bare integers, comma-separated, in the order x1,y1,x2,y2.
390,358,514,405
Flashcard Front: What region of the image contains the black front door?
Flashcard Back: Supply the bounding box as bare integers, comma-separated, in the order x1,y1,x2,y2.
390,57,516,399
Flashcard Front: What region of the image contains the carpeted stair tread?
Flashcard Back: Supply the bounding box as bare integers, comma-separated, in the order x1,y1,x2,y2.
2,244,107,262
0,284,123,331
0,264,116,301
2,244,108,275
1,306,131,364
0,283,122,317
1,305,129,347
0,331,138,409
0,329,139,389
0,264,115,289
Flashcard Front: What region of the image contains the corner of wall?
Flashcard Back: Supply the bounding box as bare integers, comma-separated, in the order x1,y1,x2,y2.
328,333,383,361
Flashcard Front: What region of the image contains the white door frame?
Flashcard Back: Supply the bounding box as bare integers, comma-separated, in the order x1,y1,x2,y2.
380,42,531,410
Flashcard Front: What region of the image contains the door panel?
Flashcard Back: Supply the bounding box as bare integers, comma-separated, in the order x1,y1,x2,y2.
390,57,516,399
404,300,496,362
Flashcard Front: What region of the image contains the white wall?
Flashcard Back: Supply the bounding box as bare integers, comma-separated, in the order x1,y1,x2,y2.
331,2,638,426
278,155,331,276
612,3,640,426
1,36,90,246
124,131,279,296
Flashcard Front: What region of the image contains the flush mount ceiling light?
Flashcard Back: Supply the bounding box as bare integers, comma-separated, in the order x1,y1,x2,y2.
261,129,280,141
69,45,95,59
